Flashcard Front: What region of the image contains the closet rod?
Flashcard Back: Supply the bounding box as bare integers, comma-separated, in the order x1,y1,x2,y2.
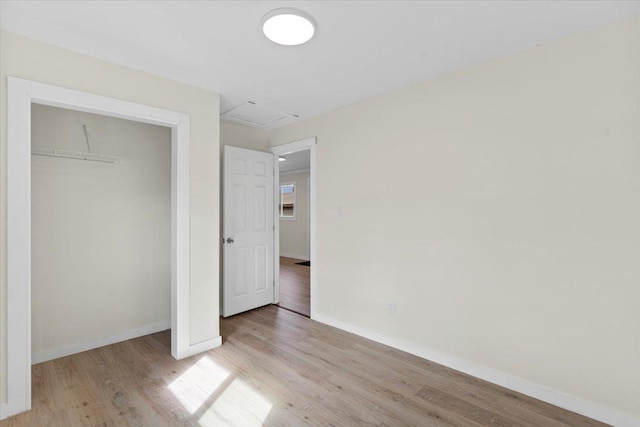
31,146,118,163
31,123,119,163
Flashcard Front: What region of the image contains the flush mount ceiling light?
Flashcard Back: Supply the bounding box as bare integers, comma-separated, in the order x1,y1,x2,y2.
262,8,316,46
279,157,286,161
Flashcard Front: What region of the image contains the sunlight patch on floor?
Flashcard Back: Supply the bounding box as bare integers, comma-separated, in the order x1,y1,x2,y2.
167,356,231,414
167,355,273,426
198,378,273,427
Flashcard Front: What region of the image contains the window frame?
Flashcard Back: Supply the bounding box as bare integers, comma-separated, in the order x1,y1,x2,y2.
279,181,296,220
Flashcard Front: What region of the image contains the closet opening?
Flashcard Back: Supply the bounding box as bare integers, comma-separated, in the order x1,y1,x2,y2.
31,104,172,364
6,77,193,418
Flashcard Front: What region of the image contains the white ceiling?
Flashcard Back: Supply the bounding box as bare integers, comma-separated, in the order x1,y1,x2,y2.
2,1,639,128
279,150,310,174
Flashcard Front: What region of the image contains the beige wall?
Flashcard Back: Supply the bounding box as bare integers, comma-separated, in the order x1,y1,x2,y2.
269,16,640,419
0,31,221,402
220,120,270,153
31,104,171,358
279,171,310,260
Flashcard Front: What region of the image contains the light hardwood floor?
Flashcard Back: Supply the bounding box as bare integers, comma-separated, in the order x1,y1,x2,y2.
277,256,310,317
1,306,607,427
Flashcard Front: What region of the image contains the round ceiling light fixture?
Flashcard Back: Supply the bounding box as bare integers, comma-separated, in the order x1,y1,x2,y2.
262,8,316,46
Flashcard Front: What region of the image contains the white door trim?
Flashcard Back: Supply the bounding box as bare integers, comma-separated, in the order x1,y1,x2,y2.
4,77,193,420
270,137,317,318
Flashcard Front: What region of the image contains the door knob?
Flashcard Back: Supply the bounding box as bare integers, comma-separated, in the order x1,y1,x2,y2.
226,237,234,244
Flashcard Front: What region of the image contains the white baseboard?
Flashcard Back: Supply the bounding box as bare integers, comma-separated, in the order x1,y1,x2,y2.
175,336,223,360
32,320,171,364
312,313,640,427
0,403,7,421
280,252,310,261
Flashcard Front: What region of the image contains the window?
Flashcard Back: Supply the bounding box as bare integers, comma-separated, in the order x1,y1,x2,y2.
279,182,296,219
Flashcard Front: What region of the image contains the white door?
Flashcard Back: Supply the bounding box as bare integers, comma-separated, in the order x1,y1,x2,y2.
223,146,274,317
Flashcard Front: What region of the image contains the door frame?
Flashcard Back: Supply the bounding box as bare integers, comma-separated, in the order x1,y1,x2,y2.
4,77,192,419
307,176,311,260
270,137,317,318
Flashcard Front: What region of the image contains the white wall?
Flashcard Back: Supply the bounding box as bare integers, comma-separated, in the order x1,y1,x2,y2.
0,31,221,403
30,104,170,361
279,170,310,260
269,15,640,421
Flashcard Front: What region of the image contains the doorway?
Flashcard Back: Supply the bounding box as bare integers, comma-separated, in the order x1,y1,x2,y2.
276,151,311,316
271,137,317,319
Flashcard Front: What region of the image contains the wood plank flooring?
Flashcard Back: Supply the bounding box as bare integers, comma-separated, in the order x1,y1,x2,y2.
277,256,310,317
1,306,607,427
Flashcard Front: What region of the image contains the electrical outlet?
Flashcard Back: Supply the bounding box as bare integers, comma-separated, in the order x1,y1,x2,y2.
337,206,343,218
387,301,395,314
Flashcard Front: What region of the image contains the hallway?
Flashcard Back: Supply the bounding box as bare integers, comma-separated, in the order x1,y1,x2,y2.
277,256,310,317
